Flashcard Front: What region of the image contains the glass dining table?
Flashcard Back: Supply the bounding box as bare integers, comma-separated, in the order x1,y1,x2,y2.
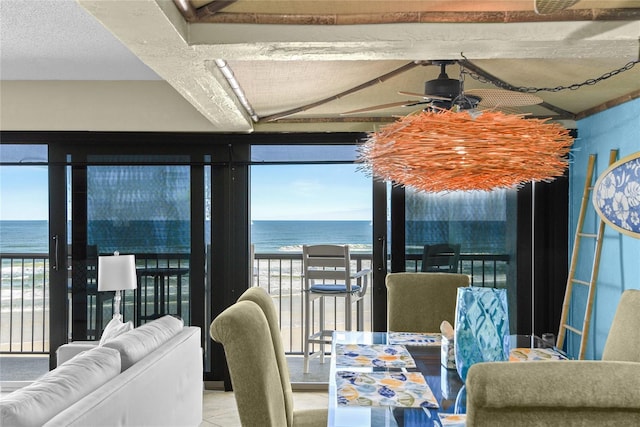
328,331,464,427
328,332,564,427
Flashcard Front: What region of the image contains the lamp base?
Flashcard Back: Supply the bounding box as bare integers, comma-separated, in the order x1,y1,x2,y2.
112,290,122,321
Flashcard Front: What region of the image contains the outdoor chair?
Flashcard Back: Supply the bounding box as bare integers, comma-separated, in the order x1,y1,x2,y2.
302,244,370,373
386,272,470,332
465,289,640,426
210,299,327,427
421,243,461,273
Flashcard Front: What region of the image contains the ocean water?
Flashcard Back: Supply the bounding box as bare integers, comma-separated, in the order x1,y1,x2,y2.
0,220,49,253
251,220,372,253
0,220,505,254
0,220,373,254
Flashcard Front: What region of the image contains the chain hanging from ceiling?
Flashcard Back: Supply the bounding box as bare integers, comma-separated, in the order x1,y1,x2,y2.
462,59,639,94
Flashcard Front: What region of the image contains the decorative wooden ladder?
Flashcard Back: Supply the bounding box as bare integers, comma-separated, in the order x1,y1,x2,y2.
556,149,617,359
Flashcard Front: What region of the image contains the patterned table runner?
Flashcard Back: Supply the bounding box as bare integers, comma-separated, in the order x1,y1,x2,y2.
336,370,439,408
509,347,568,362
438,413,467,426
335,343,416,368
388,332,442,346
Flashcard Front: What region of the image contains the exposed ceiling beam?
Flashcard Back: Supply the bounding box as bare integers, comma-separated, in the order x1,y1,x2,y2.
191,9,640,25
172,0,197,21
575,88,640,119
196,0,238,19
78,0,254,132
188,21,640,61
77,0,640,132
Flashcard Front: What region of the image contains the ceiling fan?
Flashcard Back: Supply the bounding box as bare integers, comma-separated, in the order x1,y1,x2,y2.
534,0,581,15
341,60,543,116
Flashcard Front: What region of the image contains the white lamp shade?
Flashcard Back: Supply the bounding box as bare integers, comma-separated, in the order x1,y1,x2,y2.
98,254,137,292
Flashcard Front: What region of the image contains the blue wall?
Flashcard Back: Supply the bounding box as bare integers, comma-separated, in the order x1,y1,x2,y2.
568,98,640,359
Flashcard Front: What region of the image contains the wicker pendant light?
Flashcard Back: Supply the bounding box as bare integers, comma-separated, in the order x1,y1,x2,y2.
358,109,574,192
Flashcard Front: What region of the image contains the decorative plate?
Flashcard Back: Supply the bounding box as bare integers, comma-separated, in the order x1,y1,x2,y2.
592,151,640,238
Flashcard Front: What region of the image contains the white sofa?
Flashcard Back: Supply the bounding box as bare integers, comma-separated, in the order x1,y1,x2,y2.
1,315,203,427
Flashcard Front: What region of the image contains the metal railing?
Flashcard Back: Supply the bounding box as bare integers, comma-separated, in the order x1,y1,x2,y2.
2,251,509,355
405,253,510,288
85,253,191,339
253,252,373,354
0,253,49,353
253,252,510,354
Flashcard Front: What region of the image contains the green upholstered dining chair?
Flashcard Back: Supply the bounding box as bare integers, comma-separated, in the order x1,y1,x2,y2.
210,297,328,427
601,289,640,362
465,289,640,427
237,287,294,427
385,272,470,332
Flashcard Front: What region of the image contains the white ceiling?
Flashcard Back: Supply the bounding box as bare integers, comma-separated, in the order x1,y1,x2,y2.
1,0,639,133
0,0,159,80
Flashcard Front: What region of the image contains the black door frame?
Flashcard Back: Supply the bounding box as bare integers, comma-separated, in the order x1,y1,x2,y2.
3,131,375,378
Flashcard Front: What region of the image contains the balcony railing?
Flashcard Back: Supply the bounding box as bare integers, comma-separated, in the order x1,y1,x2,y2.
253,252,509,354
253,252,374,354
0,253,49,353
2,251,509,355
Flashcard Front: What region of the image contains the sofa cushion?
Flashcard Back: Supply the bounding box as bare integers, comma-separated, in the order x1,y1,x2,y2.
0,346,121,427
98,317,133,346
103,315,184,370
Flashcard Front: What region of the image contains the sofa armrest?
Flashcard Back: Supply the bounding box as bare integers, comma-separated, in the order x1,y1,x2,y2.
466,361,640,426
56,341,99,367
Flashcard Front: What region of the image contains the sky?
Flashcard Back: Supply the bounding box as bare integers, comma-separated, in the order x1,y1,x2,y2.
250,164,372,221
0,164,372,221
0,166,49,220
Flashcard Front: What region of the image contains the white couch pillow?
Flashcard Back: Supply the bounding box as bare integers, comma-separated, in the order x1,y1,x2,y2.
103,315,184,370
0,346,121,427
98,317,133,346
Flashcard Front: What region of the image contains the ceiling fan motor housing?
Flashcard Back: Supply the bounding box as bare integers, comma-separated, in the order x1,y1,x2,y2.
424,77,480,110
424,77,460,100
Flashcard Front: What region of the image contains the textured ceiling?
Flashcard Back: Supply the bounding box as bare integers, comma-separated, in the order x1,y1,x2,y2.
1,0,639,133
0,0,159,80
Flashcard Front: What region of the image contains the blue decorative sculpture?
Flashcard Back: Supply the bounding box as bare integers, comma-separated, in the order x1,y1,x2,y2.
454,287,510,382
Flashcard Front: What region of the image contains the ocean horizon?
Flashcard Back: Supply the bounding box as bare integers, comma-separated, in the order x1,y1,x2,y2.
0,219,505,254
0,220,373,254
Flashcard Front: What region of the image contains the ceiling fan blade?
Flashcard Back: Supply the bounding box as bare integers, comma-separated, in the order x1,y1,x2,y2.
340,100,427,115
398,91,451,101
476,104,529,116
534,0,580,15
466,89,543,107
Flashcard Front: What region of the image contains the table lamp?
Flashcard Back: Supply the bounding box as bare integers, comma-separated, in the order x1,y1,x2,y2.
98,251,137,320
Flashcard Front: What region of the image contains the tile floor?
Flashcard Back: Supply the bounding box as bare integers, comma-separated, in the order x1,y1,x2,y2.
201,355,330,426
200,389,329,427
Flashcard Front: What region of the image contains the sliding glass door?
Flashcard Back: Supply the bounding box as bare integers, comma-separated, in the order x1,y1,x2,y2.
8,131,377,381
81,163,191,336
45,140,210,370
0,145,51,374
